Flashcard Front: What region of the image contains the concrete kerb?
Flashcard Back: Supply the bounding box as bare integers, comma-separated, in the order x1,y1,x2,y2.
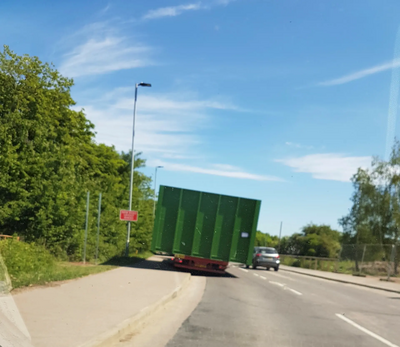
77,272,191,347
280,267,400,294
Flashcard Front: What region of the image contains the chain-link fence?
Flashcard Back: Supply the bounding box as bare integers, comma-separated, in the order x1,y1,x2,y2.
340,244,399,277
280,244,400,278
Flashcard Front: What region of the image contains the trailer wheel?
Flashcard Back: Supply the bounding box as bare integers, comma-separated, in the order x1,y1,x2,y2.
246,265,250,269
253,264,257,269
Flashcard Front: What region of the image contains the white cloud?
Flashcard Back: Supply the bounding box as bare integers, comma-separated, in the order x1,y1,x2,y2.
142,0,235,20
142,3,202,20
318,59,400,86
285,142,313,150
276,153,371,182
150,161,283,181
59,23,152,78
74,88,278,182
74,89,237,156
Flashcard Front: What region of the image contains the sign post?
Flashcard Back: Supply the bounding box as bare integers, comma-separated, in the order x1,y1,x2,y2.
120,210,139,222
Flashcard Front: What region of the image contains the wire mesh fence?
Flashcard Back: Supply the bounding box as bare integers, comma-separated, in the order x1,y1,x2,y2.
280,244,400,278
340,244,399,277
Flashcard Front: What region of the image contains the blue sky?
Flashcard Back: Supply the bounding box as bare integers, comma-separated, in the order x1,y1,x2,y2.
2,0,400,237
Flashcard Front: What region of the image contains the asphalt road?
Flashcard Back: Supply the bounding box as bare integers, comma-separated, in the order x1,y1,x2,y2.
166,265,400,347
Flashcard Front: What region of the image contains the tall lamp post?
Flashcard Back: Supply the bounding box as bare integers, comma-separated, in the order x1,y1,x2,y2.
153,166,163,219
125,82,152,257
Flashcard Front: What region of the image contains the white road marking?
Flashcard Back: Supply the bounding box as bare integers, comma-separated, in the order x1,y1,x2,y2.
260,276,266,280
336,314,399,347
254,273,259,277
288,288,302,295
239,268,248,273
269,281,284,287
270,273,294,281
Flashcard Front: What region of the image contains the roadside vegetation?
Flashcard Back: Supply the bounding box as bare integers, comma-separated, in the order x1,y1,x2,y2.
0,46,155,288
0,239,152,289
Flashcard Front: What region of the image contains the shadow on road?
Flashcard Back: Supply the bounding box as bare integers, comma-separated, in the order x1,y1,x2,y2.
102,255,237,278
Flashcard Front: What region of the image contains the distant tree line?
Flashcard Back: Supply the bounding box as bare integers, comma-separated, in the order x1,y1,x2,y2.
257,224,341,258
0,46,154,261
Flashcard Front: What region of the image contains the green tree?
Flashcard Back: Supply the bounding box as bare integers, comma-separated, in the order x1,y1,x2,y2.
254,231,279,248
279,224,341,258
0,46,155,261
339,142,400,272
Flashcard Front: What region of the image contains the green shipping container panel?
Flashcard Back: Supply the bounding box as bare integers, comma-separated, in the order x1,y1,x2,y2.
151,186,261,265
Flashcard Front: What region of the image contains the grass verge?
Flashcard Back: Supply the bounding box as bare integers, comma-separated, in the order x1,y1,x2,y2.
0,239,152,290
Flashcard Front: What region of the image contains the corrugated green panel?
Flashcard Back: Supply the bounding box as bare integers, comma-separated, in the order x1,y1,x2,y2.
230,198,257,263
211,196,238,260
151,186,180,253
151,185,261,264
193,192,219,259
172,189,200,254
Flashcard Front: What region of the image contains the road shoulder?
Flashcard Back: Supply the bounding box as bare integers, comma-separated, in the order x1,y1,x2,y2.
280,265,400,294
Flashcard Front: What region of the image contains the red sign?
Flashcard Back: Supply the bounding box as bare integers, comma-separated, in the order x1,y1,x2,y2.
120,210,138,222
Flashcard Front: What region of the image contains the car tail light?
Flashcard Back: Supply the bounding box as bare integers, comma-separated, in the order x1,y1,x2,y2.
276,255,280,259
256,253,261,257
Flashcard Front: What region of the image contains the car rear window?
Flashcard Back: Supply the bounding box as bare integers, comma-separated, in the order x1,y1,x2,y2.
260,248,277,254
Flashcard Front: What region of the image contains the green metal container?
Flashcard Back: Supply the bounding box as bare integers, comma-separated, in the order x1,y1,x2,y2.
151,185,261,265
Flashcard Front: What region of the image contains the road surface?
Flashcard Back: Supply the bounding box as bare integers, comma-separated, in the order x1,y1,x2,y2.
166,265,400,347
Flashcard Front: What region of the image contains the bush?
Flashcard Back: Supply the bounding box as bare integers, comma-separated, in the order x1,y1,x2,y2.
0,239,117,289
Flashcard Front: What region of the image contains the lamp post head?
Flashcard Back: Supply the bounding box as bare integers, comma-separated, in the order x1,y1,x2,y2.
138,82,152,87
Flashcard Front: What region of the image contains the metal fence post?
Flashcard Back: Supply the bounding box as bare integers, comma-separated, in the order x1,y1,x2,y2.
335,246,342,273
95,193,102,265
360,245,366,275
387,244,396,281
83,191,90,264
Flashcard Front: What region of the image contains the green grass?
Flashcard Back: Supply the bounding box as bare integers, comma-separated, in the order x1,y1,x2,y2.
0,239,152,290
11,262,116,289
280,256,355,274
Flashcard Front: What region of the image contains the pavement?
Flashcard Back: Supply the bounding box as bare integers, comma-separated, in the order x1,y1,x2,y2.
12,256,191,347
167,265,400,347
280,264,400,293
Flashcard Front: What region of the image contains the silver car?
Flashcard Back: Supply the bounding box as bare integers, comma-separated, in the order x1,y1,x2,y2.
251,247,280,271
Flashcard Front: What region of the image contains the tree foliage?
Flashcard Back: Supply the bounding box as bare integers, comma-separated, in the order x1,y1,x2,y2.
339,142,400,271
0,46,155,261
254,231,279,248
279,224,341,258
339,143,400,247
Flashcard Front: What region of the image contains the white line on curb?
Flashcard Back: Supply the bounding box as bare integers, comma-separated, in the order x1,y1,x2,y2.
254,273,259,277
269,281,284,287
288,288,302,295
336,314,398,347
260,276,266,280
239,268,248,273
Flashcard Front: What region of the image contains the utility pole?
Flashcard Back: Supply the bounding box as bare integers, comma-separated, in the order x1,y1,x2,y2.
125,82,152,257
83,191,90,264
278,221,283,252
95,193,102,265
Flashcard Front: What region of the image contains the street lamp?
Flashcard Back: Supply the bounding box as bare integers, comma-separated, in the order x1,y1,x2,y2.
153,166,163,219
125,82,152,257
